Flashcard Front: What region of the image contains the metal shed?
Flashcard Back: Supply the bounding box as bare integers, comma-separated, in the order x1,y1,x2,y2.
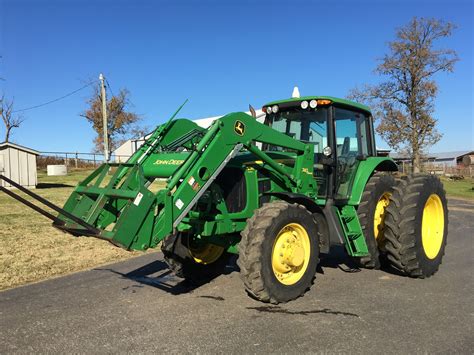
0,142,40,188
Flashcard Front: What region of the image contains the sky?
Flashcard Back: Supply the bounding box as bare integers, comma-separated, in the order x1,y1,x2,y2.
0,0,472,154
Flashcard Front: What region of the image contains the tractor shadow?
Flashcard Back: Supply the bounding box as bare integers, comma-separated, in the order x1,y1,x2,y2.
101,255,239,295
100,246,403,295
318,245,406,276
318,245,362,274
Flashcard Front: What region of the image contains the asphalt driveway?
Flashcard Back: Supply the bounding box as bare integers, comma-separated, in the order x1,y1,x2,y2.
1,198,473,353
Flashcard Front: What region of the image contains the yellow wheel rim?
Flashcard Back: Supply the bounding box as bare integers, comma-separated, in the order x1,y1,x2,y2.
422,194,445,259
188,243,225,265
373,192,391,241
272,223,311,286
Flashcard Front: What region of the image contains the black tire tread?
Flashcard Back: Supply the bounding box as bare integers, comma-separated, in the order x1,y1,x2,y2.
237,201,319,304
356,173,396,269
384,174,448,278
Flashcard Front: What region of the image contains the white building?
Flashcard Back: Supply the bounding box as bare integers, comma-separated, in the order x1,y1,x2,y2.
0,142,40,188
113,110,264,162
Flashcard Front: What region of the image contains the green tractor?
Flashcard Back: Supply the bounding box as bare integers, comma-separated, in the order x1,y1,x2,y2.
0,94,448,303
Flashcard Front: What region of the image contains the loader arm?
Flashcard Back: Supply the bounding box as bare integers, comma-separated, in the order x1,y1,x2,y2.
0,110,316,251
131,112,317,250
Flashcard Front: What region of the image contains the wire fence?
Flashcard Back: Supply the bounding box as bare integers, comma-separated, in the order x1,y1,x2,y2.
37,151,474,179
396,161,474,178
423,163,473,178
37,151,130,169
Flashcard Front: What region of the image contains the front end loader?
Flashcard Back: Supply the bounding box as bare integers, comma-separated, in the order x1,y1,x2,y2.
0,95,448,303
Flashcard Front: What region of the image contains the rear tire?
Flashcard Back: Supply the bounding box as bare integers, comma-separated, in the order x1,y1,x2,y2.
356,173,396,269
384,174,448,277
238,201,320,304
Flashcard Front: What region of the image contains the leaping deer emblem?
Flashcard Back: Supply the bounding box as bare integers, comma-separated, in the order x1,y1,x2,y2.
234,121,245,136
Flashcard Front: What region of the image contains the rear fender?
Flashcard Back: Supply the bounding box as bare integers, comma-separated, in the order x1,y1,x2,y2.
348,157,398,205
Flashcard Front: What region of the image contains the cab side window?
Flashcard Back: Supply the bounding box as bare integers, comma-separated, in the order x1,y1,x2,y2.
334,108,370,157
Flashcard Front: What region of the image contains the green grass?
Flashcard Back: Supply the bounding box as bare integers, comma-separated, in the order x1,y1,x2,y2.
0,169,144,291
37,169,93,185
440,176,474,200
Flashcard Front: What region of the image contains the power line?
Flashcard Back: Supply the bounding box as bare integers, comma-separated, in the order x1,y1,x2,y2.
12,81,97,113
105,76,138,109
104,77,115,98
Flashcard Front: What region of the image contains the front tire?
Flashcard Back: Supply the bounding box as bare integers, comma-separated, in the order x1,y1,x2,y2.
384,174,448,277
161,232,230,282
238,201,320,304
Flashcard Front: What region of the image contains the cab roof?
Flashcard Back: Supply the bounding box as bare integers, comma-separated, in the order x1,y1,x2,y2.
263,96,371,114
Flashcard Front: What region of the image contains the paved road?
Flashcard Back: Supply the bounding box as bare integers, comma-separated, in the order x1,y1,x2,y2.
1,198,473,354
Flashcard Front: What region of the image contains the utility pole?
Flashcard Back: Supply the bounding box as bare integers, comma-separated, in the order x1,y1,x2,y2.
99,73,109,162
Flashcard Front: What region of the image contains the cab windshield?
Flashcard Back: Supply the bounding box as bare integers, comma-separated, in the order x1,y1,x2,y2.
265,108,329,154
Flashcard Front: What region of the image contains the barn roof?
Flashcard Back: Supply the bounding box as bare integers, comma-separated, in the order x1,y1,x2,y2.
0,142,40,155
390,150,473,161
430,151,474,160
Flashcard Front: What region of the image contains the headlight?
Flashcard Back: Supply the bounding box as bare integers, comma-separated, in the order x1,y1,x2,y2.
271,105,279,113
309,99,318,109
266,107,272,114
300,100,309,109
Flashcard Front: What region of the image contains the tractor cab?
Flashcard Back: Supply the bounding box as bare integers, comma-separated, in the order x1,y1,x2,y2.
262,96,376,200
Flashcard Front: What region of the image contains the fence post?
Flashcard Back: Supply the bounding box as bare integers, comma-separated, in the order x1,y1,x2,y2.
93,154,96,167
65,153,68,167
75,152,78,169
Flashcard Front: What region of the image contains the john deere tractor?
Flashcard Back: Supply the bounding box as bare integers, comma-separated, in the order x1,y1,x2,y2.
0,94,448,303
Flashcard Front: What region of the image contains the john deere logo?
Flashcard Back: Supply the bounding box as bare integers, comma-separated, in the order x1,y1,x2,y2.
234,120,245,136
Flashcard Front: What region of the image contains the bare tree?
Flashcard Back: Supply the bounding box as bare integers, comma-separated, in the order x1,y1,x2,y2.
81,85,142,153
349,17,458,172
1,95,25,143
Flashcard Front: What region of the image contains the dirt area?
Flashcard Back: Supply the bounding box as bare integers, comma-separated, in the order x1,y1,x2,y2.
0,169,146,290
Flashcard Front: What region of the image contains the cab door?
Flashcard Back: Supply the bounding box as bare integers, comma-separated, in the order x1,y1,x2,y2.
298,109,329,198
333,107,371,200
